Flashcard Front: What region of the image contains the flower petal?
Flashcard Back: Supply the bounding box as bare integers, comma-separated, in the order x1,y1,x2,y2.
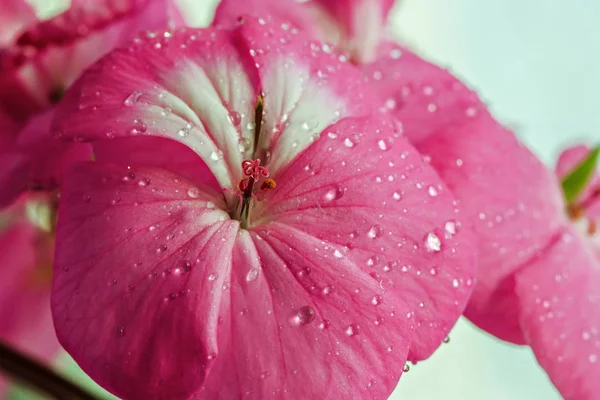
213,0,318,36
309,0,395,63
0,0,171,120
366,43,565,343
255,115,477,361
53,26,259,191
53,20,375,188
0,222,59,370
0,0,35,46
515,227,600,400
53,163,236,400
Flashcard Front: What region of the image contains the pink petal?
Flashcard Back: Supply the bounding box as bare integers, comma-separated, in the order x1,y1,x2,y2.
515,226,600,399
0,110,92,209
0,0,35,46
52,18,476,398
309,0,395,63
53,163,235,400
0,0,171,120
0,221,60,369
53,21,375,189
366,43,566,343
92,136,221,191
213,0,319,37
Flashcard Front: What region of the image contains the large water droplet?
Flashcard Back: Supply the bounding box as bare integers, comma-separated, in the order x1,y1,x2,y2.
367,225,384,239
238,137,252,152
371,295,383,306
324,185,345,202
187,187,201,199
124,90,142,106
424,232,441,252
345,323,361,337
228,111,242,126
289,306,316,326
246,268,259,282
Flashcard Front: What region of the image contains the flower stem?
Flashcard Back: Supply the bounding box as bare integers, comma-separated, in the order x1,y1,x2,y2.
0,341,100,400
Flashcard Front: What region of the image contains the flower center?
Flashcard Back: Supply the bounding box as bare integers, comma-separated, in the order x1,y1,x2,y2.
233,159,276,228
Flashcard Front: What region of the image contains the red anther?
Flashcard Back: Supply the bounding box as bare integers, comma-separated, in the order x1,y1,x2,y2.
242,159,269,180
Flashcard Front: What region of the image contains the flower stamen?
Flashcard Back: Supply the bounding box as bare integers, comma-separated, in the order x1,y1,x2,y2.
235,159,275,228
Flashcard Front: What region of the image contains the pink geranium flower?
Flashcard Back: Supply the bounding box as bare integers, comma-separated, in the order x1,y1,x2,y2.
0,195,61,397
214,2,598,398
50,18,476,399
0,0,172,209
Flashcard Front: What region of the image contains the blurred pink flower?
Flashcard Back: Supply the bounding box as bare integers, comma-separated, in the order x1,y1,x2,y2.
50,18,476,399
0,0,173,209
0,195,60,397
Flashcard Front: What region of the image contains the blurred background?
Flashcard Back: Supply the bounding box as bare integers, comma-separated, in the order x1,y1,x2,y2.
8,0,600,398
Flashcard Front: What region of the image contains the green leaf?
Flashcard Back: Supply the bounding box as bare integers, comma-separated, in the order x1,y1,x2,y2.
561,146,600,204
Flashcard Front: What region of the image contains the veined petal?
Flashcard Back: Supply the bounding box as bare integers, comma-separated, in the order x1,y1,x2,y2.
515,226,600,400
366,43,565,343
53,163,236,400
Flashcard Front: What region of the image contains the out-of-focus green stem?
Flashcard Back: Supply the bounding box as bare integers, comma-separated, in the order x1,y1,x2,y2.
0,340,100,400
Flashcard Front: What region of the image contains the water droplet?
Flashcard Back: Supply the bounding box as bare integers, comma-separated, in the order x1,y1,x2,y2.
246,268,259,282
345,323,360,337
318,319,330,330
403,364,410,372
367,225,384,239
377,139,389,151
228,111,242,126
452,279,459,288
392,192,402,201
371,295,383,306
238,137,252,152
130,119,147,134
116,326,126,337
210,150,222,161
208,273,217,281
443,336,450,344
424,232,441,252
289,306,316,326
322,285,335,295
327,131,338,139
124,90,142,106
344,138,355,148
444,220,457,236
156,244,167,254
187,187,201,198
207,352,217,360
390,48,402,59
323,185,345,202
428,186,438,197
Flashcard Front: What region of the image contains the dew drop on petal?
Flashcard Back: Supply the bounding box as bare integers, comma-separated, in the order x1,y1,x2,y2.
428,186,438,197
424,232,441,252
444,220,457,236
246,268,259,282
228,111,242,126
124,90,142,106
187,187,201,199
371,295,383,306
367,225,384,239
403,364,410,372
344,138,355,148
324,185,345,202
289,306,316,326
322,285,335,295
318,319,331,330
116,326,126,338
345,323,361,337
